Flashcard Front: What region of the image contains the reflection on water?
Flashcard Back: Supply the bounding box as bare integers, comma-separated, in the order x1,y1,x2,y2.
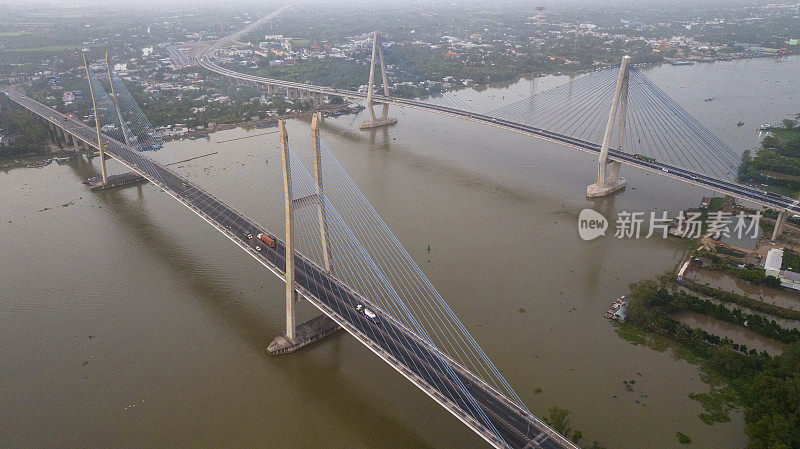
2,56,798,449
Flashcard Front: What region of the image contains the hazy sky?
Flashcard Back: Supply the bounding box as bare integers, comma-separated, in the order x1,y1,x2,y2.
3,0,782,8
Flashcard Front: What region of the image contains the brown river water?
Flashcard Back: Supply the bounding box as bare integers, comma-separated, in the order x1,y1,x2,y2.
1,56,798,448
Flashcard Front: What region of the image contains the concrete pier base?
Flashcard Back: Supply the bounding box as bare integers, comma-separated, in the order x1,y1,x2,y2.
359,116,397,130
586,177,626,197
267,314,341,355
88,172,146,190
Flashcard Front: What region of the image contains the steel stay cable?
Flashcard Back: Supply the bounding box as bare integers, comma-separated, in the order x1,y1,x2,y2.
318,141,527,409
287,147,505,436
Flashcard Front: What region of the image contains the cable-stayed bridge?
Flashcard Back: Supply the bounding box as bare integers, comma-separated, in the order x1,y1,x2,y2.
3,11,797,449
197,15,800,238
0,61,579,449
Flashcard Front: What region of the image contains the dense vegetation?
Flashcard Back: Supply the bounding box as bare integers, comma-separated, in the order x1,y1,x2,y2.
739,115,800,196
736,267,783,288
630,280,800,344
0,95,48,157
692,250,781,288
22,72,317,129
624,278,800,449
781,248,800,272
245,57,370,91
542,406,610,449
684,280,800,321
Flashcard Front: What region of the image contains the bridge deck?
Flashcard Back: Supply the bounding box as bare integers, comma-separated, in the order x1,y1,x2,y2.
1,88,578,449
197,43,800,215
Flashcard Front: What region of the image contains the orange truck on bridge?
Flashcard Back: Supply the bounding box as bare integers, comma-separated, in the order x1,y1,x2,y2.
257,233,276,248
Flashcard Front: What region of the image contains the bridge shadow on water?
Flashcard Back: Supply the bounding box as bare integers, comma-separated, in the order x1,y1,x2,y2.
297,113,394,150
66,156,443,449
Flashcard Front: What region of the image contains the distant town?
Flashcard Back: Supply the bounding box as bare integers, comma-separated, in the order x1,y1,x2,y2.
1,0,798,151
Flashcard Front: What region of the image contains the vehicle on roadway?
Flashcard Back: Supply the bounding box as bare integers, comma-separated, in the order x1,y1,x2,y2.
356,304,377,321
257,233,276,248
633,153,656,163
255,245,261,251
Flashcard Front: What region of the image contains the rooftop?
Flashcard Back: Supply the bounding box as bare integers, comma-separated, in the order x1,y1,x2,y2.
765,248,784,272
779,269,800,282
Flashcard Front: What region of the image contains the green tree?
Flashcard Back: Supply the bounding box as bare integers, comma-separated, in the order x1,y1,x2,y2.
543,406,572,438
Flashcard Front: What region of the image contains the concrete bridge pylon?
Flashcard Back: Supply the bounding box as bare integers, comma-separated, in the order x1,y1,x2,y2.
83,53,108,185
772,209,788,241
268,119,341,355
587,55,630,198
360,31,396,130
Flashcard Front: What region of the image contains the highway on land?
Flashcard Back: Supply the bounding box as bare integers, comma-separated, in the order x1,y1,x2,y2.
1,86,579,449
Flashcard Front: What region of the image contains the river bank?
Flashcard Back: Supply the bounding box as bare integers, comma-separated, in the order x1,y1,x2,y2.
611,186,800,448
160,103,362,142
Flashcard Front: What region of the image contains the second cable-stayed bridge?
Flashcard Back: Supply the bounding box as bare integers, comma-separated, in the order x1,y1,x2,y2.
196,13,800,230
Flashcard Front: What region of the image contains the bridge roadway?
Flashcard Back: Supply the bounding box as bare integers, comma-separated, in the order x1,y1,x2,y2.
198,26,800,214
1,87,578,449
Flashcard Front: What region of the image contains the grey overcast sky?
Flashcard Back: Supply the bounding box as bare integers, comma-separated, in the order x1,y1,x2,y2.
1,0,782,8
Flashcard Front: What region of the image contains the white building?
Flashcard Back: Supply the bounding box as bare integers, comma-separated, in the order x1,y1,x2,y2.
763,247,800,291
765,248,783,277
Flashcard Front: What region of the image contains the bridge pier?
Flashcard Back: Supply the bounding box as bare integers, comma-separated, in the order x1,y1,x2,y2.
59,129,69,148
268,118,340,355
360,31,396,130
44,122,58,146
587,55,630,198
772,210,788,241
56,126,66,149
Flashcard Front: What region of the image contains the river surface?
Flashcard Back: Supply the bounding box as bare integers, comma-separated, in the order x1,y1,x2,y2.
1,56,798,449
